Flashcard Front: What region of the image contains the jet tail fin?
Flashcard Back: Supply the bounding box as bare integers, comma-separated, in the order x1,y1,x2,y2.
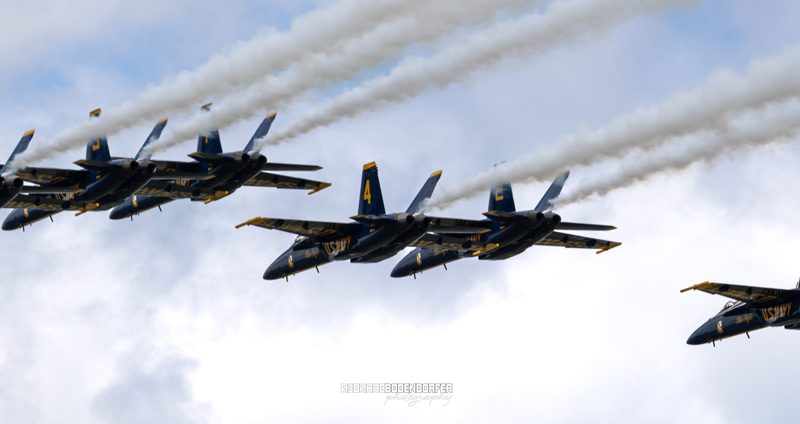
534,171,569,212
358,161,386,216
5,129,35,167
488,182,516,212
86,108,111,162
197,103,223,155
406,170,442,213
244,112,277,153
135,118,168,161
86,136,111,162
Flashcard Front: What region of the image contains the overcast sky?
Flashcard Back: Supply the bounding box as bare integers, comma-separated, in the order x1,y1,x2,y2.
1,1,799,422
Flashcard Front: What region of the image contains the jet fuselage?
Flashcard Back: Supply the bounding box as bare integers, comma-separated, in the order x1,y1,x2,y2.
687,299,800,345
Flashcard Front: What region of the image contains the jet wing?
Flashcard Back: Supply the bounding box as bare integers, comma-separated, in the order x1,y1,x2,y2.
15,167,89,187
680,282,799,306
4,194,65,210
426,216,492,234
411,233,486,251
135,180,198,199
244,172,331,195
149,160,213,180
535,231,621,254
235,216,361,238
19,185,82,194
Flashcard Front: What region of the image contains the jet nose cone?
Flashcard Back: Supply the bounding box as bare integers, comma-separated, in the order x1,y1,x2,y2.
686,325,710,345
109,206,128,220
390,266,405,278
2,210,23,231
390,258,413,278
263,259,286,280
263,267,284,280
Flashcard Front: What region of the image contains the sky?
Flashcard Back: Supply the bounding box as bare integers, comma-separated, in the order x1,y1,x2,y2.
1,0,799,422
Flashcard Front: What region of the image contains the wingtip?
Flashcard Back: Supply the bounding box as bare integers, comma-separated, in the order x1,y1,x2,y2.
430,169,443,178
363,161,377,171
201,102,213,112
89,108,102,118
680,281,713,293
308,182,332,195
267,111,278,119
23,129,35,137
235,217,262,229
595,241,622,254
157,117,168,124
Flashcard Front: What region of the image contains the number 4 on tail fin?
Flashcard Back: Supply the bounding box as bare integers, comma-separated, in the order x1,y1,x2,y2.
358,161,386,216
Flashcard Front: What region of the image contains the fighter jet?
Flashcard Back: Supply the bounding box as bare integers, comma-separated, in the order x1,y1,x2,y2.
236,161,490,280
109,104,329,220
391,171,621,278
3,109,190,230
682,280,800,346
0,129,83,210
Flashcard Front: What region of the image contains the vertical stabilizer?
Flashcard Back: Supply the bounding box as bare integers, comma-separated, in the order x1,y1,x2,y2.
86,108,110,162
5,129,35,167
488,182,516,212
135,118,168,160
534,171,570,212
406,170,442,213
358,161,386,216
197,103,223,154
244,112,277,153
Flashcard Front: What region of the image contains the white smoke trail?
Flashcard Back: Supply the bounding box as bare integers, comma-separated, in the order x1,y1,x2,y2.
11,0,432,168
149,0,545,154
428,44,800,210
555,99,800,205
266,0,696,147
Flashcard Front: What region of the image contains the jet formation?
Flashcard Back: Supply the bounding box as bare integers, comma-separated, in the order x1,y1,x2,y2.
237,163,621,280
3,105,622,283
0,105,330,231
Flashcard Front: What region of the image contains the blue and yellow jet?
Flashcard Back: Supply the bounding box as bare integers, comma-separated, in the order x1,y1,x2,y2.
109,104,329,220
236,161,490,280
0,129,85,212
682,280,800,346
391,171,621,278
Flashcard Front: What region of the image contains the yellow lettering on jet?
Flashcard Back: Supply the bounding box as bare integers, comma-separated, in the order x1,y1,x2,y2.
91,139,102,152
761,302,792,322
363,180,372,205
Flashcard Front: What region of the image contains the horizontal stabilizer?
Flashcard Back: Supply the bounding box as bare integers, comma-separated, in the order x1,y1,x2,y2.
556,222,617,231
349,214,395,224
73,159,120,171
262,162,322,172
482,210,523,221
187,152,230,163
